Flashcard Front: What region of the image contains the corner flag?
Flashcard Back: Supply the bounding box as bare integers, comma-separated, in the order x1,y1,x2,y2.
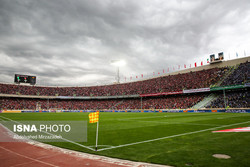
89,111,99,123
88,111,100,151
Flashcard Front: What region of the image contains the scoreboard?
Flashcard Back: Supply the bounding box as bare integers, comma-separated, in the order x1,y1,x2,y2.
14,74,36,85
210,52,224,64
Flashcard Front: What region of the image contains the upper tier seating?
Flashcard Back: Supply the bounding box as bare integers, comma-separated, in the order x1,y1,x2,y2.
0,67,229,96
220,62,250,86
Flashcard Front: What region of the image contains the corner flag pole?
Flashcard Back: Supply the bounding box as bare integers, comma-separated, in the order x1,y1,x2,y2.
95,120,99,151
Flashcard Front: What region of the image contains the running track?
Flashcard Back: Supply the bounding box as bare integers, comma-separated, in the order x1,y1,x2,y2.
0,125,168,167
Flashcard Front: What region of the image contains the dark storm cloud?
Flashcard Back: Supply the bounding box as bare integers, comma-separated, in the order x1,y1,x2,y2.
0,0,250,86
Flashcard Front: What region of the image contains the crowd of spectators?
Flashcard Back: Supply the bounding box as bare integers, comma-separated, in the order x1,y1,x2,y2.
0,94,205,110
1,63,249,110
207,91,249,108
221,62,249,86
0,67,229,97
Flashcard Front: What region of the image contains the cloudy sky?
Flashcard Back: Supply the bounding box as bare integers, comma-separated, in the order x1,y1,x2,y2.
0,0,250,86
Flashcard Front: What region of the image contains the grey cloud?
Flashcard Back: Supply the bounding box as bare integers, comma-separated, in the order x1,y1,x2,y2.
0,0,250,86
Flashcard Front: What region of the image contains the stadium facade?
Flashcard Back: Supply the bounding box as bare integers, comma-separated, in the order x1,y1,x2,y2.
0,57,249,113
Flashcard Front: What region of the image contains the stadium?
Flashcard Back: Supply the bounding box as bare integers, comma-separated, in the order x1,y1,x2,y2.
1,1,250,167
0,56,249,167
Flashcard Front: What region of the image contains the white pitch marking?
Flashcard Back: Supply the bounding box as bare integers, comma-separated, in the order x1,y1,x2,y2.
89,145,112,148
97,120,250,151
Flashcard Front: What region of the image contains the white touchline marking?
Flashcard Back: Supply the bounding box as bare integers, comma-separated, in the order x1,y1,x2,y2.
97,120,250,151
89,145,112,148
0,116,95,151
0,145,59,167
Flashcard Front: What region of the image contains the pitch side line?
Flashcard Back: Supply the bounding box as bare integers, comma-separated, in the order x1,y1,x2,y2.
88,145,112,148
0,116,95,151
97,120,250,151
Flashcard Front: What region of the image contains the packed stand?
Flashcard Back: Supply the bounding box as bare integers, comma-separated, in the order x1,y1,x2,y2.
0,94,205,110
221,61,249,86
0,67,228,96
207,91,249,108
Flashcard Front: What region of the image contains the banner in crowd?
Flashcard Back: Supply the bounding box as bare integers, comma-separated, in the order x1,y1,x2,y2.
183,88,210,94
140,91,183,97
162,91,183,95
245,83,250,87
210,85,245,91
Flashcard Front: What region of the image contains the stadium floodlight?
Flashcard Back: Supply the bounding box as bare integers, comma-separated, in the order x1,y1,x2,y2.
111,60,126,83
111,60,126,67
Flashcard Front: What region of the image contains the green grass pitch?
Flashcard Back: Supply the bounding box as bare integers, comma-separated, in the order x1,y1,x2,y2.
1,112,250,167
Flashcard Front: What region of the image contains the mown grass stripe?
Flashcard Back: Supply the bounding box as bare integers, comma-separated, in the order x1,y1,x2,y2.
97,120,250,151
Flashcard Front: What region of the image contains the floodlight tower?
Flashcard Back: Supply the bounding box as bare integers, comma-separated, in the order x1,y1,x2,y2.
111,60,126,83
